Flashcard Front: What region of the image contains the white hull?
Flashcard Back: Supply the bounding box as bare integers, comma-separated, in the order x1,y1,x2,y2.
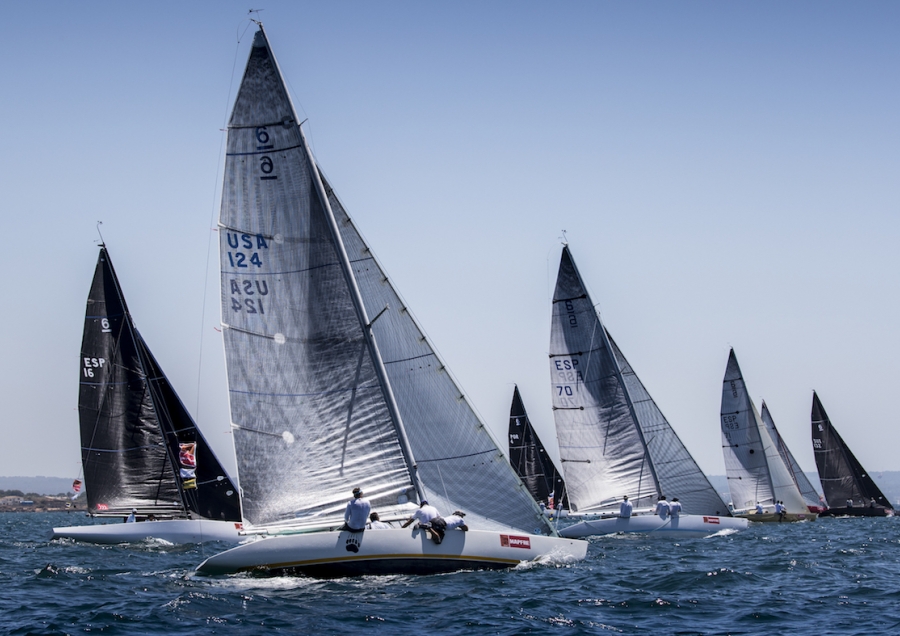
196,527,588,577
558,514,748,538
735,512,817,523
51,519,244,544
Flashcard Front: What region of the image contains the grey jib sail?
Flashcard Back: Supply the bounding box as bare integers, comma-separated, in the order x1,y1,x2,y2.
760,401,822,510
79,247,239,520
220,28,547,534
507,385,568,510
811,392,892,510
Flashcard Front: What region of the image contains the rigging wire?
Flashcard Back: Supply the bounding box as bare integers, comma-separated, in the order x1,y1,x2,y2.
194,24,246,421
192,22,253,552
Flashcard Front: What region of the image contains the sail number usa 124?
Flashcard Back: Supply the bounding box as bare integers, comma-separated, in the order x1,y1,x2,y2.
225,232,271,316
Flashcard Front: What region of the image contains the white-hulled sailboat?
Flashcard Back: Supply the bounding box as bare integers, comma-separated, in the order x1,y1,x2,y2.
760,401,826,513
549,247,746,538
720,350,815,522
52,247,243,544
196,26,586,576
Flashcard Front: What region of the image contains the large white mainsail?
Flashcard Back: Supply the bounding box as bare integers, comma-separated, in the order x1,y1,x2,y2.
720,350,807,513
218,27,549,536
760,401,822,510
220,29,416,528
549,246,659,514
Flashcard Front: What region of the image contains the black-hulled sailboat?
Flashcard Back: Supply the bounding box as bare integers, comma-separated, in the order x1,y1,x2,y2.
195,26,585,576
812,392,893,517
52,247,243,544
508,385,568,516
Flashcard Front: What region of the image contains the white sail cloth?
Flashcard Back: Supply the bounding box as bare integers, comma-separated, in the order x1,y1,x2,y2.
720,351,807,513
219,29,548,535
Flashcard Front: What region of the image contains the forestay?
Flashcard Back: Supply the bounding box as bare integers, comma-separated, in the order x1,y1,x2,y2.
549,247,659,514
611,336,729,516
220,30,415,527
761,401,822,511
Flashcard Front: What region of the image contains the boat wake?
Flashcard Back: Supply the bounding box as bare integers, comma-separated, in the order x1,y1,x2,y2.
704,527,740,539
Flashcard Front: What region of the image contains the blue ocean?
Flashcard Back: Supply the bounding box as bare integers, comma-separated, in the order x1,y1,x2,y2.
3,512,899,634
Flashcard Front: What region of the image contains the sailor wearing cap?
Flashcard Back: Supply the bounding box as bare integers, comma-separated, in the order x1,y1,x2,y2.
125,508,137,523
401,499,440,530
341,487,371,533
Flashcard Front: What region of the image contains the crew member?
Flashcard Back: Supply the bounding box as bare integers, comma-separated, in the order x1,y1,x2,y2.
341,487,370,533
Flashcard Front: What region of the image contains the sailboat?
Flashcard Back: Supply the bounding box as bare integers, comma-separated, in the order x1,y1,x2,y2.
52,247,243,544
196,26,586,576
760,401,826,513
548,246,745,538
507,385,568,517
720,350,815,522
811,392,893,517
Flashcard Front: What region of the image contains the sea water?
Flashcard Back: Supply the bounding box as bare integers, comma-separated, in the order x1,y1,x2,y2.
2,512,899,635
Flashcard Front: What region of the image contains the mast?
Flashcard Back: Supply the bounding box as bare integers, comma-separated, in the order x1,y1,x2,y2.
256,25,426,503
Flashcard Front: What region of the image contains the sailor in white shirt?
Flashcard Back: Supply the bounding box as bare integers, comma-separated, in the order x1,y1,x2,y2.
655,496,670,519
342,487,370,532
125,508,137,523
444,510,469,532
619,496,633,518
367,511,392,529
669,497,682,518
402,500,440,528
755,502,764,514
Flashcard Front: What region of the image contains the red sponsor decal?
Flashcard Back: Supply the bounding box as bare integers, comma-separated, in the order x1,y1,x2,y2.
500,534,531,549
96,503,108,511
702,516,720,524
234,523,244,530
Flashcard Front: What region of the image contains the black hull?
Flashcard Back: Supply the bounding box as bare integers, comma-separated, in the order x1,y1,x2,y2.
818,507,892,518
266,558,511,579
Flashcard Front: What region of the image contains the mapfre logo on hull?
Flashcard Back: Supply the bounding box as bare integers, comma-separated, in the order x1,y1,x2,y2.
702,516,720,524
500,534,531,549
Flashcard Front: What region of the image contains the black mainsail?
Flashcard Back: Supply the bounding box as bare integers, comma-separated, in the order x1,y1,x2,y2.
507,385,568,510
78,247,240,520
811,391,892,514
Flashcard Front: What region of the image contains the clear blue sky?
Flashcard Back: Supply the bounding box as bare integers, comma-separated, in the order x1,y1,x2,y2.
2,2,898,481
